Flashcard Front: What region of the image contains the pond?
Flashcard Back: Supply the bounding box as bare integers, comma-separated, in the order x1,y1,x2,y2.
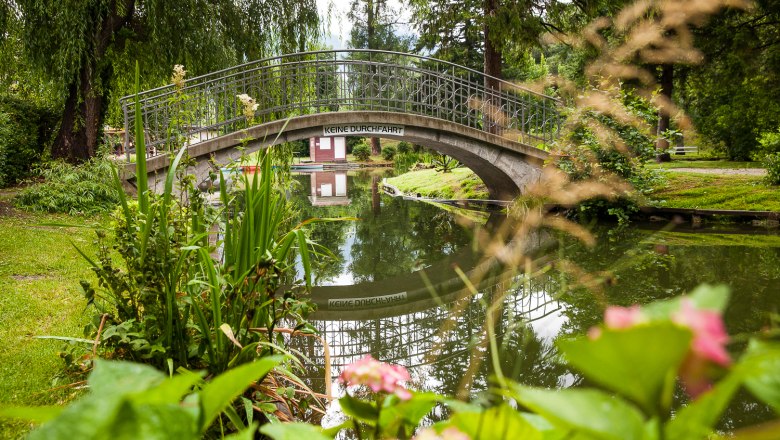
287,169,780,429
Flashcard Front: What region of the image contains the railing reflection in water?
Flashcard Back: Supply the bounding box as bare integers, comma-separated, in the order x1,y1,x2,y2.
286,273,564,399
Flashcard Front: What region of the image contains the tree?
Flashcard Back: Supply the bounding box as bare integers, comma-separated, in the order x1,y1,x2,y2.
12,0,320,162
348,0,413,154
408,0,550,78
682,1,780,160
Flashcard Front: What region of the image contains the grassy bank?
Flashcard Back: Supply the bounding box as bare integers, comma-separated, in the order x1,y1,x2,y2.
0,190,100,438
650,172,780,211
647,159,763,169
385,168,489,200
387,164,778,212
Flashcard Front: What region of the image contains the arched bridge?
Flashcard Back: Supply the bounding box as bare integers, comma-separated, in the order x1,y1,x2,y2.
120,50,563,198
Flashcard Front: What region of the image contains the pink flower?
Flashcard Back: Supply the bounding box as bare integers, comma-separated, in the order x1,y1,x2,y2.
672,299,731,367
588,305,645,339
413,427,471,440
605,305,645,329
339,355,412,400
672,298,731,398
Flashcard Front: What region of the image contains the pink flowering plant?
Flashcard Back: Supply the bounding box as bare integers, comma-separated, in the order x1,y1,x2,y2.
500,284,780,440
332,355,441,439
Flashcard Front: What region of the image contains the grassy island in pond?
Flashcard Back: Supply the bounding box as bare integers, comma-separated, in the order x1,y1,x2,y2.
385,168,489,200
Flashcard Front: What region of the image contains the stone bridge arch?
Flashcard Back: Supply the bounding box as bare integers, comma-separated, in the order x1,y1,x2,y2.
120,50,562,199
131,112,549,199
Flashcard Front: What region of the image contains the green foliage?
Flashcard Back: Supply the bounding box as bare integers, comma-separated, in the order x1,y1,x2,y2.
431,154,462,173
757,129,780,159
0,357,284,439
555,91,661,224
75,74,322,376
381,145,397,160
683,2,780,161
392,152,420,173
288,285,780,440
346,136,364,154
352,143,372,161
0,94,57,187
14,155,121,215
396,141,412,154
763,153,780,186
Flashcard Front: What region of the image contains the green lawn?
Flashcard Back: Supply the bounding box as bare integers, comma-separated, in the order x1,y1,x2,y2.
386,168,489,200
647,159,763,169
650,172,780,211
0,192,101,438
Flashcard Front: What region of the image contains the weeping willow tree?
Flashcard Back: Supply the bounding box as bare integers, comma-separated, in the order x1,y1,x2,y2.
11,0,320,161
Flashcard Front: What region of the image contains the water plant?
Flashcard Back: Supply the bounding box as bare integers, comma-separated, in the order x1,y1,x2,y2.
73,64,323,378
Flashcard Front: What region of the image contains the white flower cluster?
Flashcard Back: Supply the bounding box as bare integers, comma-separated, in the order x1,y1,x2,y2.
236,93,259,120
172,65,187,90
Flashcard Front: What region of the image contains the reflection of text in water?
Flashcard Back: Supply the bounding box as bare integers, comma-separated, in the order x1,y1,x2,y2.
328,292,408,309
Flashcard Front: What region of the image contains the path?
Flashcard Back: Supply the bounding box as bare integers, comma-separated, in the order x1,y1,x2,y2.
664,168,767,176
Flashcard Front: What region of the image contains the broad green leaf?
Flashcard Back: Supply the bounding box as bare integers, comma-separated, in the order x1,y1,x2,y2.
129,370,205,405
520,413,572,440
27,393,123,440
447,404,543,440
339,394,379,425
260,422,331,440
225,423,260,440
198,356,284,432
740,340,780,412
558,323,691,414
687,284,730,312
321,420,351,437
665,372,743,440
0,405,63,423
101,400,198,440
377,392,440,437
506,384,646,440
642,285,730,320
89,359,166,395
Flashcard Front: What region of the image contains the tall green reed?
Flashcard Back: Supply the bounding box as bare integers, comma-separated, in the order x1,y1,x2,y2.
76,63,332,376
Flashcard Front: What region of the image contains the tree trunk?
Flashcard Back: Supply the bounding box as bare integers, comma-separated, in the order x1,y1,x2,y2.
51,65,103,162
50,0,135,162
483,0,502,135
370,137,381,156
656,64,674,162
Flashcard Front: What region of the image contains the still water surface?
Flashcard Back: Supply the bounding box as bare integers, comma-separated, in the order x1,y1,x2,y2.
289,169,780,429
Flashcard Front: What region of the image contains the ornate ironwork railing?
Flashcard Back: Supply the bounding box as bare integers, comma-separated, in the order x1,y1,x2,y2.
120,50,563,158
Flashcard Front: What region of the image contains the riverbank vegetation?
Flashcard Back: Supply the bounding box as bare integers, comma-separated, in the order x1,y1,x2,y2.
651,173,780,212
385,168,488,200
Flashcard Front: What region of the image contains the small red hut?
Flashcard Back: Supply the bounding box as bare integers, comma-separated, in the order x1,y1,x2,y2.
309,136,347,162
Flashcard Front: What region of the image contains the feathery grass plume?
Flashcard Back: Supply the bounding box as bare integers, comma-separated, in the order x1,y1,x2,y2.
171,64,186,90
436,0,752,395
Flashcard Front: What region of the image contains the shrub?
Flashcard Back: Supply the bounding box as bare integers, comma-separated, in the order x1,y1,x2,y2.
14,155,121,215
346,136,364,153
0,95,57,187
381,145,397,160
353,142,371,161
396,141,412,154
756,129,780,160
763,152,780,185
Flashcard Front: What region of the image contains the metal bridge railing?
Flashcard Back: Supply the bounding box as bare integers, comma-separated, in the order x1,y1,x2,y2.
284,275,563,397
120,50,563,159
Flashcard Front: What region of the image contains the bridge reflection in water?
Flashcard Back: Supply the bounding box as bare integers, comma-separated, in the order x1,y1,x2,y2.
288,266,566,400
